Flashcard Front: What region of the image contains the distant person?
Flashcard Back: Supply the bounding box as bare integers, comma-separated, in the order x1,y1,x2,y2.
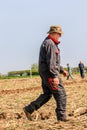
66,63,73,80
78,61,85,78
23,25,69,122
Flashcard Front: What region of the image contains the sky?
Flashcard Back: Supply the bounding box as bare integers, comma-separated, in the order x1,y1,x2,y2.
0,0,87,74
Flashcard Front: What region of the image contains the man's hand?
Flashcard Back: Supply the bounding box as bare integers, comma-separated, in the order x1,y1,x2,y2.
63,70,68,77
52,77,59,86
48,77,59,90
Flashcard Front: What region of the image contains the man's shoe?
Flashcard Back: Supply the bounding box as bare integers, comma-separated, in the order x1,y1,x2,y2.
58,116,73,122
23,107,32,121
58,117,69,122
60,118,69,122
55,118,69,124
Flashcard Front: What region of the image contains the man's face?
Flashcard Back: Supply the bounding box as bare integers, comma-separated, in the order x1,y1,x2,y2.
56,33,61,40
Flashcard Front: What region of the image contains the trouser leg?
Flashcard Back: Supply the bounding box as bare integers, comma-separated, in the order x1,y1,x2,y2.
70,74,73,79
25,93,52,114
82,72,84,78
53,85,67,120
80,71,83,78
80,70,84,78
67,74,69,80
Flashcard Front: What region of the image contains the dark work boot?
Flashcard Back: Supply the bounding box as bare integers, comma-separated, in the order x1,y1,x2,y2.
23,107,32,121
58,117,69,122
55,117,70,124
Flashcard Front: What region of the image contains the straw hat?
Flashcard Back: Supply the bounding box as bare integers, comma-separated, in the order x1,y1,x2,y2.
47,25,64,34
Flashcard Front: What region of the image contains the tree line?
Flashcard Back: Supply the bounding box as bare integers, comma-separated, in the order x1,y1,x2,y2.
0,64,87,78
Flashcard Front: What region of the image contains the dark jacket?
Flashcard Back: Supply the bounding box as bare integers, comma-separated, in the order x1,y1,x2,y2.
79,63,84,71
38,37,64,78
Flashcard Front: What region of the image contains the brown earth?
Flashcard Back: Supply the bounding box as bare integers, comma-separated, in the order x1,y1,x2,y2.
0,75,87,130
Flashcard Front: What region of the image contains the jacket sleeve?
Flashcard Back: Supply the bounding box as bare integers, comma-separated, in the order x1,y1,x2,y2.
60,66,64,73
45,41,59,78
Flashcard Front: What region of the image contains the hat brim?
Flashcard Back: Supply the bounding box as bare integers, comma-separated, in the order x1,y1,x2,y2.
47,31,64,34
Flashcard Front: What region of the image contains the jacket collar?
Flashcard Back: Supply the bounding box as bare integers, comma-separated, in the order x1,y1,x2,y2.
48,35,60,45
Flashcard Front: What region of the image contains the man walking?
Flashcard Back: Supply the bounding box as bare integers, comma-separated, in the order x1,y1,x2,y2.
78,61,85,78
66,63,73,80
23,25,68,122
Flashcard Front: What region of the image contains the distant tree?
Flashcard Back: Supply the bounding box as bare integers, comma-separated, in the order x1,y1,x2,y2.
31,63,38,71
0,73,3,78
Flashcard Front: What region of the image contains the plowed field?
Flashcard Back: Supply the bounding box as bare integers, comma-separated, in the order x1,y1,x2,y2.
0,75,87,130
